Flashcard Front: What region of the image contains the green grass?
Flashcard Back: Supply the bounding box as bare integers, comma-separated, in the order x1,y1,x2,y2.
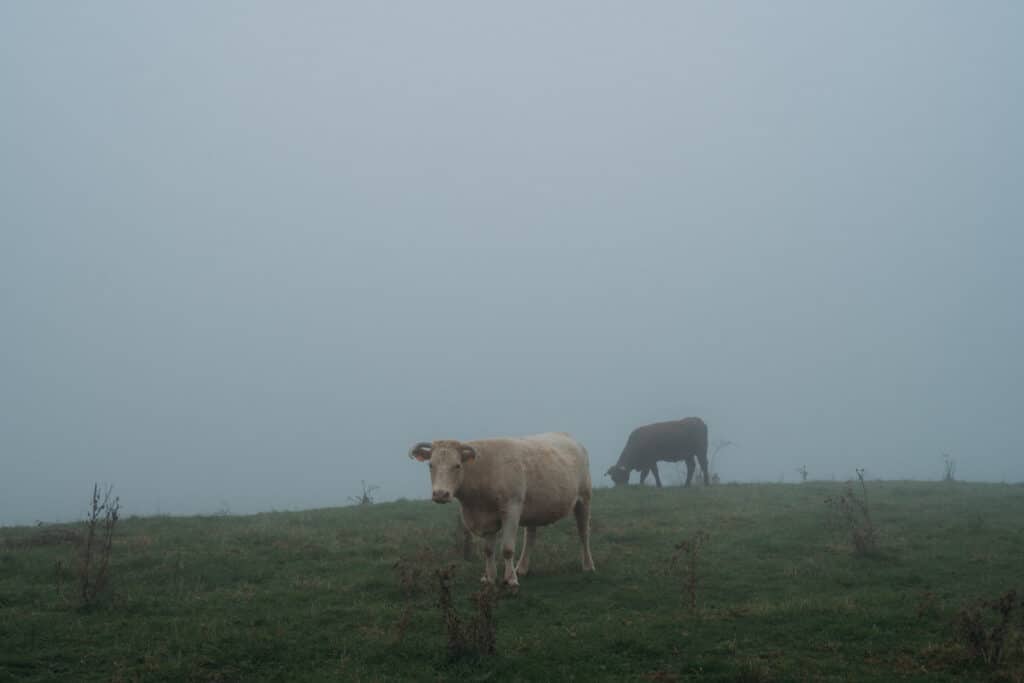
2,481,1023,682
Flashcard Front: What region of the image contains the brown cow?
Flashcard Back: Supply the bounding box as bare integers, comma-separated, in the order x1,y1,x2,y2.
606,417,709,487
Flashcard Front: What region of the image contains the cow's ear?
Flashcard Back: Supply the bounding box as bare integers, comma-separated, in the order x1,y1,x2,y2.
458,445,477,463
409,442,433,462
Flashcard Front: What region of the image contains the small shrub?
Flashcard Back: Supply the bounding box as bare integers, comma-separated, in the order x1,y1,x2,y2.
942,453,956,482
392,545,435,641
708,439,736,483
436,565,464,658
466,582,498,656
77,483,120,607
796,466,808,483
348,481,380,505
435,564,498,659
824,469,877,556
668,530,710,612
953,589,1019,666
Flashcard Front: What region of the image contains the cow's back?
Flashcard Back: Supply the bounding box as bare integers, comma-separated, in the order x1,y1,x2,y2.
627,418,707,463
466,433,589,529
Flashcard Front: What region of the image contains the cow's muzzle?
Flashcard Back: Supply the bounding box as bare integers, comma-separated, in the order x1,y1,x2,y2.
432,490,452,503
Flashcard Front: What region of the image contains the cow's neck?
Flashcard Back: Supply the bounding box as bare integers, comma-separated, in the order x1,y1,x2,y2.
454,473,490,507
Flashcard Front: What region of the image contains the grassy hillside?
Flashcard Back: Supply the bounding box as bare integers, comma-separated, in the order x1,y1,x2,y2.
2,481,1023,682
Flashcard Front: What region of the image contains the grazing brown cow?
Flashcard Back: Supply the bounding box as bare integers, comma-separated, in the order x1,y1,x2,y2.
606,417,709,487
409,432,595,588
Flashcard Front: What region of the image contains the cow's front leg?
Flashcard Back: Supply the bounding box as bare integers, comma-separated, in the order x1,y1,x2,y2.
481,532,498,584
500,503,523,588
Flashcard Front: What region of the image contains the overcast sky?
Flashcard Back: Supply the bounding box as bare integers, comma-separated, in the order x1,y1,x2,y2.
2,2,1022,525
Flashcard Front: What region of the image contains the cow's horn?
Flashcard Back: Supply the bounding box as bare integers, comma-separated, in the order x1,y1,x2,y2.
408,442,433,460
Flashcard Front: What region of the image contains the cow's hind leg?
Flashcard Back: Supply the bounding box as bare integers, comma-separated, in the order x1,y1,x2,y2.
516,526,537,577
574,498,596,572
651,463,663,488
500,503,523,587
481,532,498,584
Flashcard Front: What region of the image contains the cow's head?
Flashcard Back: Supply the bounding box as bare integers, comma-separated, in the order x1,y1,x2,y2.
408,439,477,503
605,464,630,486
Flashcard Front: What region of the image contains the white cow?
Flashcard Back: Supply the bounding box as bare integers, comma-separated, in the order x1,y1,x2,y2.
409,432,595,587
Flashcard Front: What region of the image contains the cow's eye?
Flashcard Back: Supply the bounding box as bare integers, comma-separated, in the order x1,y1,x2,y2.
454,463,461,470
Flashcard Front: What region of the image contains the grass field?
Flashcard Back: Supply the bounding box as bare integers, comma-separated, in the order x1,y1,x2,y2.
2,481,1023,682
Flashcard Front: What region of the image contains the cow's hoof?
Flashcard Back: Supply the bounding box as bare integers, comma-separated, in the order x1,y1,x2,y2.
480,575,495,585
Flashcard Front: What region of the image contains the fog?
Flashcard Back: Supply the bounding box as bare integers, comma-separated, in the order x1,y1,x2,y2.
2,3,1021,525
